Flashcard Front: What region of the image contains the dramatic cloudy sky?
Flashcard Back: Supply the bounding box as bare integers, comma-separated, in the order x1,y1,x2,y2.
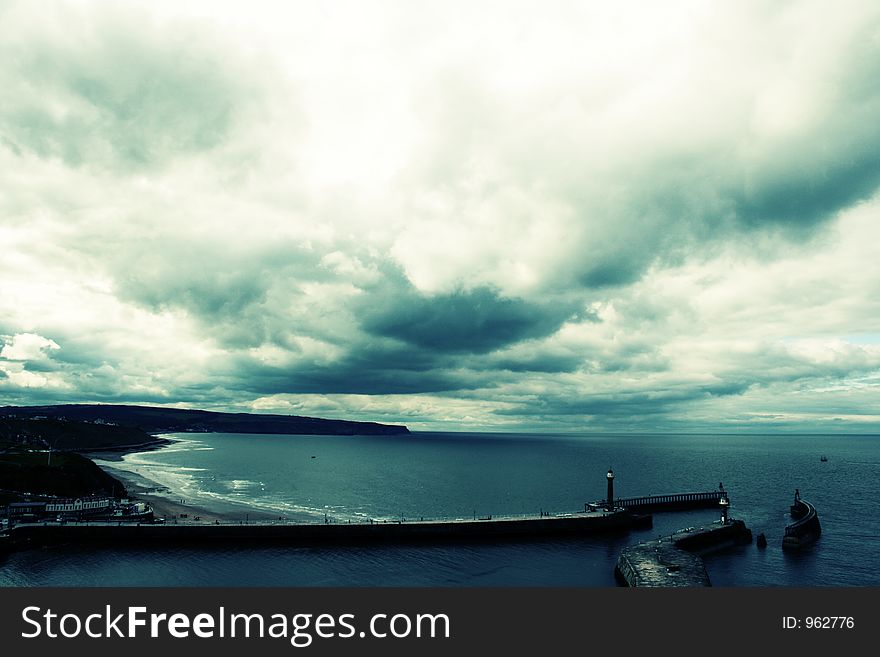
2,0,880,432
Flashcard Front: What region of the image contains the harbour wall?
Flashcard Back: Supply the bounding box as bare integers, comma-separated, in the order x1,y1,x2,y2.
6,510,653,548
615,520,752,587
672,519,753,555
782,499,821,550
615,541,710,587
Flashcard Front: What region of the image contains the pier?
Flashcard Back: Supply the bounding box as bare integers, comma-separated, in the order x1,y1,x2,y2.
591,469,729,513
615,495,752,586
782,490,821,550
595,490,728,513
615,535,711,587
615,519,753,587
2,509,654,549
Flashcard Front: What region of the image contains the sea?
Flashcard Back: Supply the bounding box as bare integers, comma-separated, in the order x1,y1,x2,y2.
1,431,877,587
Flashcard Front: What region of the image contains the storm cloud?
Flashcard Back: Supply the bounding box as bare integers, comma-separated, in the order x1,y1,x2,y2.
362,286,578,354
2,0,880,432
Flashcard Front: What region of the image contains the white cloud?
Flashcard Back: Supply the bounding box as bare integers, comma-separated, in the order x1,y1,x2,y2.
0,332,67,391
0,333,60,361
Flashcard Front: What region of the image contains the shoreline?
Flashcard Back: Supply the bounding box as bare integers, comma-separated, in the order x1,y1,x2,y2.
100,463,286,524
82,436,175,462
93,437,304,525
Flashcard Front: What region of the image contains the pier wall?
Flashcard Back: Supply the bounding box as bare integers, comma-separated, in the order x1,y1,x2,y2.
673,520,753,555
7,510,652,548
615,541,710,587
782,500,821,550
615,520,752,587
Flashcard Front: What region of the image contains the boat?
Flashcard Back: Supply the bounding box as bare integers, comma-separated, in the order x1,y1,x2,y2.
820,455,827,462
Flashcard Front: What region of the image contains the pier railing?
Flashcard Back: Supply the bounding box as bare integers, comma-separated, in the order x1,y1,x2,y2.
601,491,728,512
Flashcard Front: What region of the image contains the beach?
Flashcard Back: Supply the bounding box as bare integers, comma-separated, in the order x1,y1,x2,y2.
96,459,283,525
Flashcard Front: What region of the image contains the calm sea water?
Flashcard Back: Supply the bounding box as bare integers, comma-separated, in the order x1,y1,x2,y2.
2,431,877,587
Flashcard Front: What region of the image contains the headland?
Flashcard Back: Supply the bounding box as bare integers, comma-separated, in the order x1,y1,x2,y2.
0,404,410,436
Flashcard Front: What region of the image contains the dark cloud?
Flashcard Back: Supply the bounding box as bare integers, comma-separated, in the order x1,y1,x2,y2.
17,360,60,374
253,367,466,396
229,351,474,396
735,157,880,228
490,352,583,374
361,286,577,354
579,259,644,288
734,136,880,230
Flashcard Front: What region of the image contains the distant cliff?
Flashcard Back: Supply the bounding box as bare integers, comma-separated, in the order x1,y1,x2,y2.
0,417,161,451
0,404,411,437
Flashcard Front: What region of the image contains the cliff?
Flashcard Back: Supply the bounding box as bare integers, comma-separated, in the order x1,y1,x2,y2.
0,404,410,437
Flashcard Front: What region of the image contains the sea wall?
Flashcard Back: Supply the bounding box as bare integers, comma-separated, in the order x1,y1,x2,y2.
615,541,710,587
672,519,753,554
615,520,752,587
7,510,652,548
782,500,821,550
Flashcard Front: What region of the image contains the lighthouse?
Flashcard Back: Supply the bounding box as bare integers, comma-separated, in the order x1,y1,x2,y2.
719,496,729,525
606,468,614,511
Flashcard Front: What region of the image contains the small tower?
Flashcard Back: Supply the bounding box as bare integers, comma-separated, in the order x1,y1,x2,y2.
606,468,614,512
719,496,729,525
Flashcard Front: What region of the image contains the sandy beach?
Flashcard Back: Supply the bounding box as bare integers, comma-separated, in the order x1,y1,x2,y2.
98,461,285,525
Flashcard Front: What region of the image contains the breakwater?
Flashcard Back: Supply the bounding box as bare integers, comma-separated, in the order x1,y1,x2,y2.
782,494,821,550
4,509,653,549
615,520,753,587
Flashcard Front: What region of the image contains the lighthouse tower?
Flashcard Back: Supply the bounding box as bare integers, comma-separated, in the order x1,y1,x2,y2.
606,468,615,511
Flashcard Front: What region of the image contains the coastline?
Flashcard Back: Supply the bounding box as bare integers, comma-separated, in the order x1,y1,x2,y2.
82,436,175,462
92,436,299,525
100,464,278,524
